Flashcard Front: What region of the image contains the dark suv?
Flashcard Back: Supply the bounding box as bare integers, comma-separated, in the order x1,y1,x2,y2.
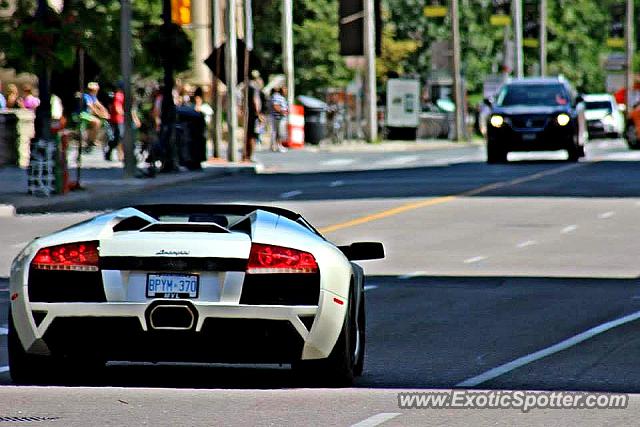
485,77,587,163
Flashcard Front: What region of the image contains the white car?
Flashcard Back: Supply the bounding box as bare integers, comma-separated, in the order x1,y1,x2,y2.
584,94,625,139
8,204,384,385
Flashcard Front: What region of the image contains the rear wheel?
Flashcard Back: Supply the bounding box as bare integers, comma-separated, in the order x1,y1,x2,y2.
486,140,507,164
293,283,361,386
626,123,640,150
8,310,104,385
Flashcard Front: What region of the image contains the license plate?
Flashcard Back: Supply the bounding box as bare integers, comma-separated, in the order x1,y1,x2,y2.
146,273,199,299
522,133,537,141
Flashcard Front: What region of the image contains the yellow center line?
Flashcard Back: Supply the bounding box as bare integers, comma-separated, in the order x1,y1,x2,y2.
318,162,588,235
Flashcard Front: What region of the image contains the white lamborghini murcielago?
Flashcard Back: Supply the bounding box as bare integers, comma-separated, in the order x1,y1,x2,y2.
8,204,384,385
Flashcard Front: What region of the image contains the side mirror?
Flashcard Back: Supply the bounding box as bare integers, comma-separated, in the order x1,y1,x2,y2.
483,98,493,107
338,242,385,261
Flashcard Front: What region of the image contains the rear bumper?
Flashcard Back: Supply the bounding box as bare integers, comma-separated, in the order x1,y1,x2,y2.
15,289,347,362
488,126,575,151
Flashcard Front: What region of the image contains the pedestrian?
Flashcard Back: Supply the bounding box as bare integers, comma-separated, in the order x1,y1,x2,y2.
243,77,263,162
6,84,20,108
80,82,111,148
21,84,40,111
0,81,6,110
106,82,125,161
270,86,289,152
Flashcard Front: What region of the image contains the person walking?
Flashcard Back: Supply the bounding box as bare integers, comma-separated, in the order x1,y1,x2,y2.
6,84,21,109
106,82,125,161
243,77,263,162
270,86,288,152
21,84,40,111
80,82,111,148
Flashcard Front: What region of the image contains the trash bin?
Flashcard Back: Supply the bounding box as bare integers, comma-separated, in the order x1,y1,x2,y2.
0,112,19,166
297,95,328,145
176,106,207,170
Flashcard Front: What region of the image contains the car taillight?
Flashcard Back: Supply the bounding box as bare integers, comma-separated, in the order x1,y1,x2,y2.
247,243,318,274
31,241,100,272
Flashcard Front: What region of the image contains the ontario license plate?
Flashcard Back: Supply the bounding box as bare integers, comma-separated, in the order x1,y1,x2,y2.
522,133,537,141
146,273,199,298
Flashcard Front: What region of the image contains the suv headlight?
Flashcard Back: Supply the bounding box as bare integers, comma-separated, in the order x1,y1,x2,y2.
556,113,571,126
490,115,504,128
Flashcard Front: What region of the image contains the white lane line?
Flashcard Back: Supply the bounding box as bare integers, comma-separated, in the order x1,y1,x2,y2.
561,224,578,234
516,240,537,249
457,308,640,387
0,288,9,292
0,366,8,374
351,413,401,427
280,190,303,199
0,326,7,335
364,285,378,292
464,256,487,264
398,271,426,280
598,211,615,219
374,155,419,166
321,158,354,166
329,180,345,187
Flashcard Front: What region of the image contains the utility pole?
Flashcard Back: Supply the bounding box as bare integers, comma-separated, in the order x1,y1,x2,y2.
161,0,177,171
626,0,634,116
363,0,377,142
226,0,239,162
513,0,524,78
539,0,546,76
211,0,223,158
120,0,136,178
34,0,51,142
282,0,294,106
451,0,464,142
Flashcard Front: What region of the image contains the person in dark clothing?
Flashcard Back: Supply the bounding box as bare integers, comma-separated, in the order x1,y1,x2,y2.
243,78,263,162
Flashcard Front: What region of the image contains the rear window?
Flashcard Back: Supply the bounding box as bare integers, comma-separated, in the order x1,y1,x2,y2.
585,101,612,111
496,83,569,107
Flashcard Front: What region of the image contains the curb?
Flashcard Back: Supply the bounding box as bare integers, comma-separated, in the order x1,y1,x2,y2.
0,204,16,217
299,139,483,154
11,165,257,215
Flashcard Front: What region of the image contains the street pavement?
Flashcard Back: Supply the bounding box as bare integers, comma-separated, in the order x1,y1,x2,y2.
1,138,640,425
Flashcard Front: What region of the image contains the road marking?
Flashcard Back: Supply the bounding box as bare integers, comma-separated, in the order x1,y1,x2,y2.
321,158,354,166
329,180,345,187
457,308,640,387
0,288,9,293
398,271,426,280
351,413,401,427
375,155,419,167
561,224,578,234
319,162,585,234
280,190,303,199
464,256,487,264
598,211,615,219
0,327,7,335
0,366,8,374
516,240,537,249
364,285,378,291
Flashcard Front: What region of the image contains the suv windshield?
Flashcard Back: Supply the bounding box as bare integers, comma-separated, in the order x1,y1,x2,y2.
496,83,569,107
585,101,612,112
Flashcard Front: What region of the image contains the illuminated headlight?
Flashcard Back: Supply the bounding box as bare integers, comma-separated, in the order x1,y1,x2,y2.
556,114,571,126
602,114,616,126
490,115,504,128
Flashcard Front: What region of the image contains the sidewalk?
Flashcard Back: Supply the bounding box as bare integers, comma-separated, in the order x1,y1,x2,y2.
297,138,483,154
0,147,256,215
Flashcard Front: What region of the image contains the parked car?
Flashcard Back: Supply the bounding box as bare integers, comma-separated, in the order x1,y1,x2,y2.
484,77,588,163
583,94,625,139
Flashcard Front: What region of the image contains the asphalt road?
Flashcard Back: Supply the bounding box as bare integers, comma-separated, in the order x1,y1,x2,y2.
2,139,640,425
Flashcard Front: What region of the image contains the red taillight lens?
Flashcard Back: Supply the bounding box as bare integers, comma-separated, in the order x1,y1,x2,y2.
247,243,318,274
31,241,100,272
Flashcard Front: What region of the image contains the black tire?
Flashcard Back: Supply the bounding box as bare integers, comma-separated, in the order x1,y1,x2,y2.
8,310,104,385
353,283,366,377
486,140,507,164
293,283,361,386
626,123,640,150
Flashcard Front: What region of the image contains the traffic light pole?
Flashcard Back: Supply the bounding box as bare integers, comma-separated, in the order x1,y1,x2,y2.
282,0,294,106
226,0,239,162
120,0,136,178
161,0,177,172
363,0,377,142
451,0,465,141
513,0,524,78
626,0,634,116
539,0,547,76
